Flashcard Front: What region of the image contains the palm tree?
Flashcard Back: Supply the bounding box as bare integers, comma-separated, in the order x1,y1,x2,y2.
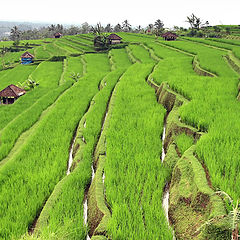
154,19,164,36
48,24,56,32
70,72,81,82
10,26,21,41
186,13,202,30
137,25,142,33
114,23,122,32
122,20,131,32
27,79,39,89
91,22,104,35
154,19,164,30
105,24,112,33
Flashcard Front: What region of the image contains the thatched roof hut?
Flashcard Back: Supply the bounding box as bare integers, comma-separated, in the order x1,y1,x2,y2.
162,32,178,41
107,34,122,44
0,84,26,104
21,52,34,64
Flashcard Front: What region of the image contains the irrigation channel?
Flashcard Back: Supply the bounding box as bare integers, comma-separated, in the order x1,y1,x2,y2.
161,123,169,219
67,133,76,175
80,71,124,239
146,64,176,239
161,121,176,240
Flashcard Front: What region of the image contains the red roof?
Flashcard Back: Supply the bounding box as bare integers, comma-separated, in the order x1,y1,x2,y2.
54,32,62,36
0,85,26,97
162,32,178,38
21,52,34,58
108,34,122,40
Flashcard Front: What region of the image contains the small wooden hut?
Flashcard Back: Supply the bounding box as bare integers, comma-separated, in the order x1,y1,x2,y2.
54,32,62,38
162,32,178,41
107,34,122,44
21,52,34,64
0,84,26,104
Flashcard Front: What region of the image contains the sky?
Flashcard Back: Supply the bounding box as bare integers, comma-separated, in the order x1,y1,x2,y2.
0,0,239,28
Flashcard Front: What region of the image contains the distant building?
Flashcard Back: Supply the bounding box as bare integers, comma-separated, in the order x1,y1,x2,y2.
21,52,34,64
107,34,122,44
54,32,62,38
162,32,178,41
0,84,26,104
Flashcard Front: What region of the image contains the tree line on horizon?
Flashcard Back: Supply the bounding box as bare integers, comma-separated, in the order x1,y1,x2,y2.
6,19,166,41
3,14,240,42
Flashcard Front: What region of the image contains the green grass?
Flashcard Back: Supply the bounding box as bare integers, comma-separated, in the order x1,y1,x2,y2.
175,133,194,155
128,44,155,63
160,39,237,78
35,68,125,240
149,38,240,202
0,64,37,89
104,63,172,239
1,33,240,239
109,48,132,69
0,53,110,239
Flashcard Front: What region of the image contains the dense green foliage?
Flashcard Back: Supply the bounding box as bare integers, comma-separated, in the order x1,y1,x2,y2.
104,63,171,239
175,133,194,155
152,39,240,201
0,33,240,240
0,54,111,239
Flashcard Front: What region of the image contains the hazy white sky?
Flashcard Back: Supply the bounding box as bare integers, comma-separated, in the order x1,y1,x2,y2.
1,0,239,28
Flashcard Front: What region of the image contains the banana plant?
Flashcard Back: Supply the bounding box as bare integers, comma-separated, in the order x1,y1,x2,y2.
70,72,81,82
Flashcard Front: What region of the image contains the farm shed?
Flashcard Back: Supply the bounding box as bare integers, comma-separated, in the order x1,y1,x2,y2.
0,84,26,104
54,32,62,38
162,32,178,41
107,34,122,44
21,52,34,64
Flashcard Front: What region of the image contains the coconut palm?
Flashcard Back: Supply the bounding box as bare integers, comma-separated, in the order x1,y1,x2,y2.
105,24,113,33
26,79,39,89
186,13,202,30
114,24,122,32
70,72,81,82
122,20,131,32
154,19,164,30
10,26,21,41
154,19,164,36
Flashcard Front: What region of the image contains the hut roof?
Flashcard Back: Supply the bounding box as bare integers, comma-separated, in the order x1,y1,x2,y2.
54,32,62,37
162,32,178,38
108,34,122,40
0,85,26,98
21,52,34,58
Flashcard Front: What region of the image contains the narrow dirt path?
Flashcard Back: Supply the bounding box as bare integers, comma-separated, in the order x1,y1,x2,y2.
144,44,227,239
86,71,125,239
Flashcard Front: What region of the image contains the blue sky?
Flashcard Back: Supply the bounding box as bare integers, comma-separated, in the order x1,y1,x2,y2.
1,0,239,28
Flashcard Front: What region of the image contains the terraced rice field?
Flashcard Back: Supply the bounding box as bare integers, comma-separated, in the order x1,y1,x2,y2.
0,33,240,240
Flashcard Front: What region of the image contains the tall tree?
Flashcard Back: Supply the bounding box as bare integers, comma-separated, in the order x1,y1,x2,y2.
122,20,131,32
114,23,122,32
56,24,63,32
186,13,202,30
10,26,21,41
81,22,91,34
154,19,164,36
91,22,104,35
147,24,154,33
48,24,56,32
67,25,81,35
105,24,113,33
136,25,142,33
